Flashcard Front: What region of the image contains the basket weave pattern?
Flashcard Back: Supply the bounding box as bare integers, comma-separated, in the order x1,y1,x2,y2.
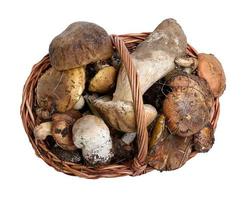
20,33,220,179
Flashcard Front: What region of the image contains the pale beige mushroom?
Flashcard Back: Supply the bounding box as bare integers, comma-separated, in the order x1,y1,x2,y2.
92,96,157,133
91,19,187,132
175,56,198,74
72,115,114,165
34,122,52,140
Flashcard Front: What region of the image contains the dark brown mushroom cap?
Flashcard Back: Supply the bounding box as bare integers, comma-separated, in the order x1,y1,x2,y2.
163,74,214,137
49,22,113,71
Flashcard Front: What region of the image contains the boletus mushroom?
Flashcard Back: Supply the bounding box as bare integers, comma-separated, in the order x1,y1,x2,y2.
72,115,114,165
49,22,113,71
91,18,187,132
197,53,226,97
88,66,117,93
36,67,85,113
163,74,214,137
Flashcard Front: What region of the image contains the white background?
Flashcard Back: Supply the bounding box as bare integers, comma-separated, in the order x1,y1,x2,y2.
0,0,251,199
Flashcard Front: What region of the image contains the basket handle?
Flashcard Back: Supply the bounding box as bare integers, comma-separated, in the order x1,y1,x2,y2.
111,35,148,175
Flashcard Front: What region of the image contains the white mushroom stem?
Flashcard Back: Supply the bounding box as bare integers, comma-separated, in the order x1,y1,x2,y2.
121,132,136,145
93,96,157,133
72,115,113,164
91,19,187,132
113,18,187,102
34,122,52,140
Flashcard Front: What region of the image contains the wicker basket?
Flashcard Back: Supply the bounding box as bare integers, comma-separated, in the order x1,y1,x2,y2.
20,33,220,179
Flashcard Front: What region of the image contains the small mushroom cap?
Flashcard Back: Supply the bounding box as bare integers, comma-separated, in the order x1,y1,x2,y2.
72,115,113,164
51,110,82,150
92,96,157,133
49,22,113,71
34,121,52,140
198,53,226,97
36,67,85,113
194,124,214,152
88,66,117,93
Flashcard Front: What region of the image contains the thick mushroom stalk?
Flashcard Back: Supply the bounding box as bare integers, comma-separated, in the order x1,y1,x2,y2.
113,18,187,102
92,19,187,132
72,115,113,165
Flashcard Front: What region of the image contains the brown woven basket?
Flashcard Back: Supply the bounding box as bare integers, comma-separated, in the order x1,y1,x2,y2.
20,33,220,179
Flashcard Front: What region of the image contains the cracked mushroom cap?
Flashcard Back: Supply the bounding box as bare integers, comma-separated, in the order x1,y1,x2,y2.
91,96,157,133
49,21,113,71
36,67,85,113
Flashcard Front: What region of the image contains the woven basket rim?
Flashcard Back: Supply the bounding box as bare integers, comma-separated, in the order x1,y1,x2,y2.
20,32,220,179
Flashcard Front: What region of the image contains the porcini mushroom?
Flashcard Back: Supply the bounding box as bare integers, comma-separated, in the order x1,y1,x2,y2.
72,115,114,165
36,67,85,113
92,96,157,133
88,66,117,93
197,53,226,97
91,19,187,132
163,74,214,137
49,22,113,71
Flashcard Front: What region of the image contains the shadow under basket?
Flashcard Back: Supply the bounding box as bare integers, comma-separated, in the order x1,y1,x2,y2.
20,33,220,179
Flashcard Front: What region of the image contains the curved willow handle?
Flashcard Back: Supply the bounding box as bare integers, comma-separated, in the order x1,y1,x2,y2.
111,35,148,175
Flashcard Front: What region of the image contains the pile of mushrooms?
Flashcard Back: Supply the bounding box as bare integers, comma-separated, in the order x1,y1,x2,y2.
33,19,225,169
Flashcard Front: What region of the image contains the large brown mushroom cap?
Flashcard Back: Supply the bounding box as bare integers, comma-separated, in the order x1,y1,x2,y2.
163,74,214,137
36,67,85,113
49,22,113,71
